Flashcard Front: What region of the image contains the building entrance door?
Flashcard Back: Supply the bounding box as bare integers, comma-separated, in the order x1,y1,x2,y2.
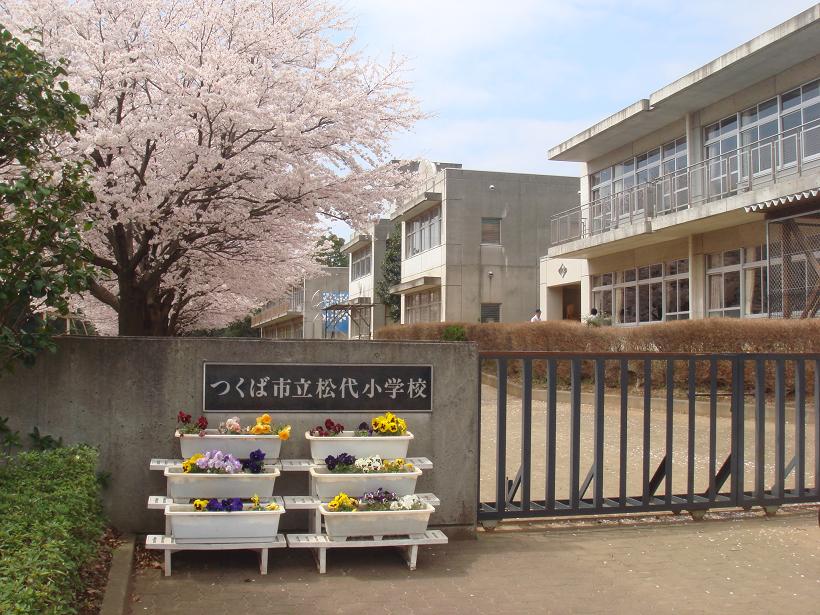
562,284,581,321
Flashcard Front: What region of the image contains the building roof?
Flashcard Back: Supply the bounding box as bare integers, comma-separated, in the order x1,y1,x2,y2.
549,5,820,162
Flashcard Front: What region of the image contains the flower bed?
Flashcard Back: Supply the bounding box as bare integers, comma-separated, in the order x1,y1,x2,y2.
306,414,413,462
176,413,290,459
320,491,433,539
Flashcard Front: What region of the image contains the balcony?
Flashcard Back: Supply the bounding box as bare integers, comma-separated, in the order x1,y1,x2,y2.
251,288,305,328
550,122,820,247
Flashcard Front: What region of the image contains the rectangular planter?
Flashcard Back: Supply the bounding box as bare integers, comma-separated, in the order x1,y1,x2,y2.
177,430,283,460
309,466,422,499
305,431,413,463
165,467,279,499
166,503,285,544
320,503,434,539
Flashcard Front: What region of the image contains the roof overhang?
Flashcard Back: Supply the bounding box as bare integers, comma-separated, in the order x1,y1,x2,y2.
341,234,371,254
388,276,442,295
391,192,442,222
549,5,820,162
744,187,820,212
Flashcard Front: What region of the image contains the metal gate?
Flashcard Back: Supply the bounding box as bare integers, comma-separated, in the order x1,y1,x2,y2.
478,352,820,523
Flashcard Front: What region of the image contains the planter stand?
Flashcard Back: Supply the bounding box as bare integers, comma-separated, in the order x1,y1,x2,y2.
287,530,447,574
145,533,286,576
147,452,443,574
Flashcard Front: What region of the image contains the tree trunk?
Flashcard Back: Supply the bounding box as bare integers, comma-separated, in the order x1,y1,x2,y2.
117,278,172,336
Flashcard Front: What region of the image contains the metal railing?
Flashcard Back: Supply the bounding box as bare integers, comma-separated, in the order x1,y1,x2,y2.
550,122,820,246
250,286,305,327
478,352,819,522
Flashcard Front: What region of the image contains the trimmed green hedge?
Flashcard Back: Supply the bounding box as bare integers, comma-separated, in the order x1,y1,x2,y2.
0,446,105,614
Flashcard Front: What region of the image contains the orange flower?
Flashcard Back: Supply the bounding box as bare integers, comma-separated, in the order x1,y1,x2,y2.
259,413,272,425
278,425,291,441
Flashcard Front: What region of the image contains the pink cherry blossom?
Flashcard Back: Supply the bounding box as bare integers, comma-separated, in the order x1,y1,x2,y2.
2,0,423,335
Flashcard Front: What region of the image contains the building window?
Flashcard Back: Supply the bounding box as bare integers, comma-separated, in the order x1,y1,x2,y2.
704,78,820,190
706,246,767,318
589,137,689,207
405,206,441,258
481,218,501,244
350,245,371,281
664,259,690,321
480,303,501,323
592,259,689,325
405,288,441,324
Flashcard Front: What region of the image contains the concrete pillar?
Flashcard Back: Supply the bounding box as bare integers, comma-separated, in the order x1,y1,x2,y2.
545,287,563,320
689,234,706,319
580,273,591,317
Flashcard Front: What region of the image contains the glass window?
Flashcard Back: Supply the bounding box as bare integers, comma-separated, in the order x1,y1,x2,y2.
405,206,441,258
706,245,770,318
405,288,441,324
350,245,372,280
803,80,820,102
758,98,777,119
781,88,801,111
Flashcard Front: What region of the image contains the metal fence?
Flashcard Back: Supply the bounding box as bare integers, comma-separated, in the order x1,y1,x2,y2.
478,352,820,523
768,210,820,319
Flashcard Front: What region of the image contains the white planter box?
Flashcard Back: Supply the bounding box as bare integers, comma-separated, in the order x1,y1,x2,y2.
309,466,422,499
165,467,279,499
166,503,285,544
177,430,283,460
320,503,434,539
305,431,414,463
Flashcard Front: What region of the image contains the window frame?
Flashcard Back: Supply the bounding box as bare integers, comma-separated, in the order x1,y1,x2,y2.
350,244,372,281
404,206,442,259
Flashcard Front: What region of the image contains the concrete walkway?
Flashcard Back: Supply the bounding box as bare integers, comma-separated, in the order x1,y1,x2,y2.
129,508,820,615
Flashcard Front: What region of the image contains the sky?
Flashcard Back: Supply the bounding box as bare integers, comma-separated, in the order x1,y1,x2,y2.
341,0,817,179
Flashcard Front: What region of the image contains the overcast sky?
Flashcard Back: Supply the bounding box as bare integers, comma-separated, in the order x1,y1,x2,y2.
343,0,816,178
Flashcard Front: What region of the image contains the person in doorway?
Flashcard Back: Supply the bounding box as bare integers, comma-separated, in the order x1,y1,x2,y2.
530,309,542,322
590,308,598,317
565,303,578,320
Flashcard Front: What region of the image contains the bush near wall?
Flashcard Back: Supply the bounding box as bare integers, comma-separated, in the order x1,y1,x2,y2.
0,446,105,614
377,319,820,394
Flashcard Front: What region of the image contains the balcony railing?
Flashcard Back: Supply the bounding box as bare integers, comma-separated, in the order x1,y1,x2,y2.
251,287,305,327
550,122,820,246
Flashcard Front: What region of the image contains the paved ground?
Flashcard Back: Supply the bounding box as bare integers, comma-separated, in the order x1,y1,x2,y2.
129,507,819,615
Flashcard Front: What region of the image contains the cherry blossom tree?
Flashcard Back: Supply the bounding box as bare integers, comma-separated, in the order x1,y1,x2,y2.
1,0,421,335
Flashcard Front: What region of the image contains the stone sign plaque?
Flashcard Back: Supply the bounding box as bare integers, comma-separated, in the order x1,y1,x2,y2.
203,362,433,413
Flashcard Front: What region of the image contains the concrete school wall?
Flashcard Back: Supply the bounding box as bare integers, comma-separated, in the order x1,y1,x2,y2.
0,337,479,537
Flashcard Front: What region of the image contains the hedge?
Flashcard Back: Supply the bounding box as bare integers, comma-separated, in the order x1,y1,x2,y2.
377,319,820,393
0,446,105,614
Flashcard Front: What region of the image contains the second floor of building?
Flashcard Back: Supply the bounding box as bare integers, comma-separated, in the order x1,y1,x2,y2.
548,6,820,258
393,166,579,285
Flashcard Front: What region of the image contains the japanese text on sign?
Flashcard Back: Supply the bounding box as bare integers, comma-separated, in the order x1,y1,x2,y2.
203,363,433,412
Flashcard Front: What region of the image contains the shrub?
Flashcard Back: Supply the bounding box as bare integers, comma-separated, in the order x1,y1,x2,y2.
0,445,105,614
377,319,820,394
441,324,467,342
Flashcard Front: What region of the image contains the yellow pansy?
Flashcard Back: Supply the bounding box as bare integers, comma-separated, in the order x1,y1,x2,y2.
250,494,260,507
193,499,209,511
265,502,280,511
